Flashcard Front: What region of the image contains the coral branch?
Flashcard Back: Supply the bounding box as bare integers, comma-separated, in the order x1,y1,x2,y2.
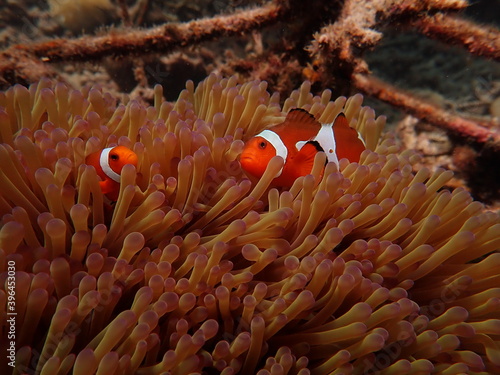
352,72,500,145
304,0,499,150
412,14,500,61
0,1,290,82
307,0,468,92
117,0,132,27
133,0,151,26
309,0,468,57
0,49,62,86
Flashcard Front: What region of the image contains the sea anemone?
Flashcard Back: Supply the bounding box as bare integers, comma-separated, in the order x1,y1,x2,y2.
1,74,499,374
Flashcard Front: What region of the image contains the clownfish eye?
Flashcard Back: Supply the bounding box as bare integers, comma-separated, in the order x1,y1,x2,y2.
259,141,267,149
110,153,119,161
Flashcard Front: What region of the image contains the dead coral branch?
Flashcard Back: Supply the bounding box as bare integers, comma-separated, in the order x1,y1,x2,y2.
307,0,470,71
353,73,500,145
412,14,500,62
307,0,500,149
0,1,289,81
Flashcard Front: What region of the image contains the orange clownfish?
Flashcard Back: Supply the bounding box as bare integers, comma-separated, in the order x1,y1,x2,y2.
85,145,138,201
240,108,365,187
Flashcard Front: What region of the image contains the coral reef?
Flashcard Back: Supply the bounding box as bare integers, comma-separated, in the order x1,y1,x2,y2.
1,0,500,373
0,74,499,374
0,0,499,205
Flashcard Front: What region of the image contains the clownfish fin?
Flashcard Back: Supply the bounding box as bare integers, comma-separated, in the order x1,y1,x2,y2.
285,108,321,128
293,141,321,177
99,180,114,194
332,112,365,162
100,179,120,201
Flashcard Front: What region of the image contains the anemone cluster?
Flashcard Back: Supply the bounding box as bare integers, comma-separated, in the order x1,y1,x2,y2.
0,74,499,374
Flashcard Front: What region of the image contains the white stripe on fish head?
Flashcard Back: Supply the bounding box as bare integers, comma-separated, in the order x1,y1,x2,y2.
100,147,121,183
257,129,288,177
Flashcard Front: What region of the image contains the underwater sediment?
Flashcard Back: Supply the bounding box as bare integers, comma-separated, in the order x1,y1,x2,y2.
0,74,499,374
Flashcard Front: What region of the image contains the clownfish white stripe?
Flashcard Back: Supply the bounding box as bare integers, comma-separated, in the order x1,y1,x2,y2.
295,140,307,151
314,122,339,165
257,130,288,177
100,147,121,183
296,124,339,165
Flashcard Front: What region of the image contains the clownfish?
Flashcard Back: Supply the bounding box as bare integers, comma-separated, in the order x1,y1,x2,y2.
85,146,138,201
240,108,365,187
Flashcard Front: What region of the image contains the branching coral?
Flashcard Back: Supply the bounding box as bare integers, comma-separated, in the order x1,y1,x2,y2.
1,0,499,146
306,0,500,146
1,74,499,374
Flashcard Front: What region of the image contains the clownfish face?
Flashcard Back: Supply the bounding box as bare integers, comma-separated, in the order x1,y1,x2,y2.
85,145,139,201
240,136,277,179
108,145,138,174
